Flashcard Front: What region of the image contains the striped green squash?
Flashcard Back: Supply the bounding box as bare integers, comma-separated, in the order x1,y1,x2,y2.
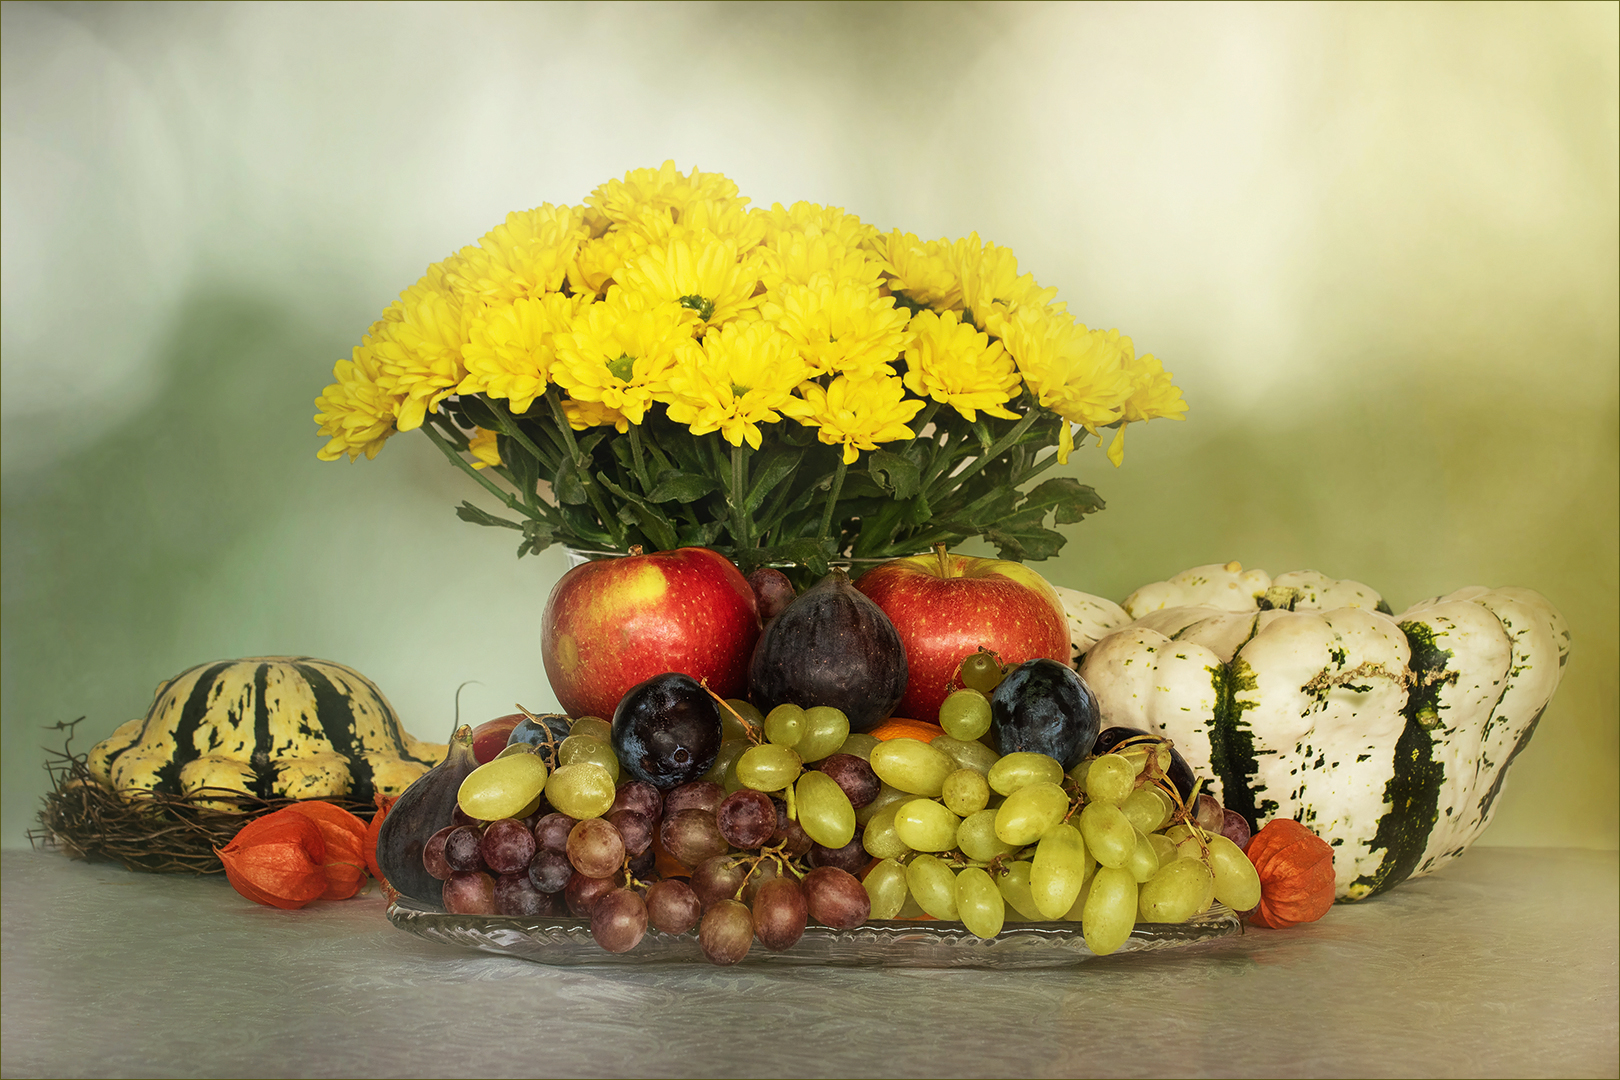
1071,564,1569,900
86,657,446,808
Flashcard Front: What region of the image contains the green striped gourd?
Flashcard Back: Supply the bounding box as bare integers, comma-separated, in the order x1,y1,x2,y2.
86,657,446,809
1067,563,1569,900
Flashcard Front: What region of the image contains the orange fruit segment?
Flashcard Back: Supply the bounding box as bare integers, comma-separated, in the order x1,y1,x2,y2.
868,717,946,743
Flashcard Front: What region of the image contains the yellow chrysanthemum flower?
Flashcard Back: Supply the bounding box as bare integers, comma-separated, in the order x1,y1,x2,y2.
314,328,402,462
457,291,582,416
1102,352,1188,465
796,373,926,465
560,397,632,432
902,309,1022,422
999,306,1135,464
569,227,652,299
551,290,701,425
663,321,815,449
757,201,880,251
586,161,746,231
446,204,587,305
615,236,765,330
761,278,911,379
758,229,882,294
468,427,502,469
869,230,962,310
954,233,1059,338
370,264,471,432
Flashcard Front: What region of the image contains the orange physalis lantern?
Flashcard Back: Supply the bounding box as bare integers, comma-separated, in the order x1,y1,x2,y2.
1243,818,1336,929
284,801,370,901
216,811,329,910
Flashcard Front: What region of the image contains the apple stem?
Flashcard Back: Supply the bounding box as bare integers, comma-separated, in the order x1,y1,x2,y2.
935,543,949,578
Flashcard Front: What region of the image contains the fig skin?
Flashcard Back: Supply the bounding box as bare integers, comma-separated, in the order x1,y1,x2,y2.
748,570,907,734
375,724,479,906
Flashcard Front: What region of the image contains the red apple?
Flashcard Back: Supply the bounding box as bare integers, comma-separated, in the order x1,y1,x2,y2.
471,714,523,765
542,547,761,722
854,551,1072,724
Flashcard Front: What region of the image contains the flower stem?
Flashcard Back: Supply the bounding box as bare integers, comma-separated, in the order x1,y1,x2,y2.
730,442,751,554
629,422,653,493
420,423,536,521
926,408,1041,500
544,391,625,548
817,457,848,545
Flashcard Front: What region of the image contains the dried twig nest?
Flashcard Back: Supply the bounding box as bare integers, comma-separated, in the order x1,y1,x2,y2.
31,719,376,875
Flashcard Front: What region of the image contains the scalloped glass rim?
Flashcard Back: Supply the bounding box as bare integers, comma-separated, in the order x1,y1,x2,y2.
385,897,1242,969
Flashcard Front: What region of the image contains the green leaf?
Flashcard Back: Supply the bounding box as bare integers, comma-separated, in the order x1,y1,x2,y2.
452,395,503,431
597,474,680,552
646,471,722,504
553,454,589,505
867,449,921,499
517,519,556,558
744,450,803,514
455,501,524,531
677,519,725,547
497,433,542,507
1018,476,1106,525
984,511,1068,561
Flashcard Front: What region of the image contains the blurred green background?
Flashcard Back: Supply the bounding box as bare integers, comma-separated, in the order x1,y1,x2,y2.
3,2,1614,850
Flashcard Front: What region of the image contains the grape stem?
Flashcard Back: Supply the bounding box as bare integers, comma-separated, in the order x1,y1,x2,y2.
698,679,763,745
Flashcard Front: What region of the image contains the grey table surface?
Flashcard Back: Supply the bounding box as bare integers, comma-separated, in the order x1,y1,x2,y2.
2,845,1615,1079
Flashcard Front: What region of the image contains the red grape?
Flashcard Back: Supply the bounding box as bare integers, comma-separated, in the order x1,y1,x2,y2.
591,888,649,953
564,871,617,917
527,849,573,894
747,567,796,621
801,866,870,929
1222,809,1252,849
611,780,664,821
752,876,809,951
664,781,725,816
806,836,869,875
443,825,485,872
567,817,626,879
645,879,702,934
422,826,455,881
608,809,654,856
690,855,748,909
659,808,728,867
533,812,578,854
442,870,496,914
494,872,549,916
818,754,880,809
699,899,754,965
716,789,776,849
481,818,537,874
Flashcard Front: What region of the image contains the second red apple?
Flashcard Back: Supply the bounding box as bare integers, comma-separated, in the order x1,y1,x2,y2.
854,551,1072,724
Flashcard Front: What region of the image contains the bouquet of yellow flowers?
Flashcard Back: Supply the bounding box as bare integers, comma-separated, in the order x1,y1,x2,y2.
314,162,1185,577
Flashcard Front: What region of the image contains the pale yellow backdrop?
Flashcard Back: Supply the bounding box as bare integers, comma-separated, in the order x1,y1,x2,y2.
3,2,1615,849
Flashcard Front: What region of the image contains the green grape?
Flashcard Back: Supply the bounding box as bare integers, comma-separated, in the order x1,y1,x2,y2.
854,782,909,827
957,809,1019,863
494,743,538,760
941,768,990,816
1124,825,1160,884
1138,857,1216,923
863,857,909,919
993,781,1070,846
557,734,620,783
569,716,612,742
722,747,747,794
893,798,961,852
1085,753,1136,805
1062,871,1093,921
1148,831,1178,866
1078,800,1137,869
795,770,856,848
458,753,548,821
1082,866,1139,955
959,650,1005,694
836,733,880,761
1031,821,1090,919
1121,785,1175,834
796,706,850,762
542,762,615,820
1206,833,1262,910
763,703,806,748
906,854,960,920
722,699,763,741
955,867,1005,939
931,735,1001,777
896,893,927,920
995,860,1043,921
861,803,913,860
702,738,749,786
988,752,1065,796
868,738,954,796
938,689,993,741
736,743,803,792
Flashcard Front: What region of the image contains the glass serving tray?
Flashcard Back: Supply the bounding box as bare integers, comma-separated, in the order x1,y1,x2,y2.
385,898,1242,969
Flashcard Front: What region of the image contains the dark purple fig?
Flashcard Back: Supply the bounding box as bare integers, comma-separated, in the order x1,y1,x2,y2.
748,570,907,733
376,724,478,906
